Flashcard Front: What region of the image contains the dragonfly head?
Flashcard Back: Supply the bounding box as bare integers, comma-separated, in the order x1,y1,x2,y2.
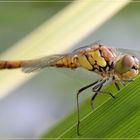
114,55,139,80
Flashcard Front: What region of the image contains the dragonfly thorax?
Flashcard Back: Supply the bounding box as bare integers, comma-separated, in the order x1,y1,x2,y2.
77,45,116,74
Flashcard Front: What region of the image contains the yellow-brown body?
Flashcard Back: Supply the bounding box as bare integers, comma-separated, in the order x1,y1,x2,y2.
0,43,139,81
0,60,27,69
0,44,115,74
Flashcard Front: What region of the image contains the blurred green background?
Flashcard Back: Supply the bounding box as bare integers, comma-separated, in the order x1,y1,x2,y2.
0,1,140,139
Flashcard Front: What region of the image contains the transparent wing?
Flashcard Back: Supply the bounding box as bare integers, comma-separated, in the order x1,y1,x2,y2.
72,40,101,53
22,54,65,73
72,45,89,53
116,48,140,61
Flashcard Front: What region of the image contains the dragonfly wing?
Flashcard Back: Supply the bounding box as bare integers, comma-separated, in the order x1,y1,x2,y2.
22,55,65,73
72,45,89,53
116,48,140,61
72,41,101,53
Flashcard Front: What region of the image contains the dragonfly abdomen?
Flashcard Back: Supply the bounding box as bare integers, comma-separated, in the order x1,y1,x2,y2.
0,60,26,69
55,55,78,69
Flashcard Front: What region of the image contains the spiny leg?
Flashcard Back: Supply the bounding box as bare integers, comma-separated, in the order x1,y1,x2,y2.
121,79,134,86
90,79,115,108
120,81,126,86
113,76,134,90
114,81,121,91
114,79,134,92
90,84,103,110
76,79,102,136
90,79,107,110
113,76,121,91
91,79,116,110
123,79,134,82
92,90,116,99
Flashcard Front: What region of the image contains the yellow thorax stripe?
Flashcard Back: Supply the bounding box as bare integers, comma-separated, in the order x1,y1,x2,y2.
89,50,106,67
78,55,93,70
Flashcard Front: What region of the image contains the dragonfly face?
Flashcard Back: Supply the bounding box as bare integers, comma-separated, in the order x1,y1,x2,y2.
114,55,139,80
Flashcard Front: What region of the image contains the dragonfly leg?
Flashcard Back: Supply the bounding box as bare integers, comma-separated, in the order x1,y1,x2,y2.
114,81,121,91
91,81,115,109
123,79,134,82
90,84,103,110
113,76,134,90
92,89,116,99
90,79,108,110
120,81,126,86
112,76,121,91
120,79,134,87
76,79,102,136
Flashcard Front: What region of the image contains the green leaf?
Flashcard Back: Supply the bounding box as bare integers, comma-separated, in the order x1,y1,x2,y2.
41,75,140,139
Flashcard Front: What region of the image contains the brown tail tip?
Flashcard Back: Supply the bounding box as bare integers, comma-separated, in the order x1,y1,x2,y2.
0,60,27,69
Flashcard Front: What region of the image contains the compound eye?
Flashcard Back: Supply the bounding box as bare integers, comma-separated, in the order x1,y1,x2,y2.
122,55,134,69
132,56,139,65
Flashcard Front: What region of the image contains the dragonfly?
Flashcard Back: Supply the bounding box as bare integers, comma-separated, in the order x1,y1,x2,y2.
0,41,139,135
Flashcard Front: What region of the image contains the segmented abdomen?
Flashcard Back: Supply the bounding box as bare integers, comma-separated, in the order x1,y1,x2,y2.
0,60,27,69
55,55,78,69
